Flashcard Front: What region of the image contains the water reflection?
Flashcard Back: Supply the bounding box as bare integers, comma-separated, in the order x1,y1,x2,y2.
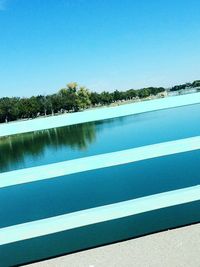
0,122,96,172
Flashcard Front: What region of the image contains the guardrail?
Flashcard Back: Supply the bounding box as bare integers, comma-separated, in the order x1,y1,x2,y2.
0,92,200,137
0,96,200,266
0,136,200,188
0,185,199,246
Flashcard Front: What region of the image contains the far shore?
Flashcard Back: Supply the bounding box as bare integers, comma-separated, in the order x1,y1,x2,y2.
0,91,200,139
0,92,167,126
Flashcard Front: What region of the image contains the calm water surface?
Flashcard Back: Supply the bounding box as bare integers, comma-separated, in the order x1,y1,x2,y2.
0,103,200,173
0,104,200,266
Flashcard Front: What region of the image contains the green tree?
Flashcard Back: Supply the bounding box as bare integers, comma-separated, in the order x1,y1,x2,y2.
77,87,91,110
100,91,113,105
59,82,79,112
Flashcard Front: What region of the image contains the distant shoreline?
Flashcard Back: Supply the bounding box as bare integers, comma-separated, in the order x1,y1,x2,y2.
0,92,165,126
0,91,200,138
0,87,198,126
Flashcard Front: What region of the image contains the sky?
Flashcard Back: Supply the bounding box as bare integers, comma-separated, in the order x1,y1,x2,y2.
0,0,200,97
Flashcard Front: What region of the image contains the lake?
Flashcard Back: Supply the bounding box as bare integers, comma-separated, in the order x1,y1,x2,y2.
0,103,200,266
1,103,200,173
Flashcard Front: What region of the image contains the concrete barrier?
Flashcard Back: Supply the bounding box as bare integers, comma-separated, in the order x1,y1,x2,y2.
0,136,200,188
0,185,199,246
0,92,200,137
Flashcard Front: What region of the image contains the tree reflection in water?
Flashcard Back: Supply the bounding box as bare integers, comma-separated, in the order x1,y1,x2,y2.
0,122,96,172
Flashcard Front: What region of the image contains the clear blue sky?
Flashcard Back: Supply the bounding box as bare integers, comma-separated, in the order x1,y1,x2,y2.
0,0,200,97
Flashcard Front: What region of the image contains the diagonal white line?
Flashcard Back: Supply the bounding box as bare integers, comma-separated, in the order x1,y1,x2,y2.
0,93,200,137
0,136,200,189
0,185,199,245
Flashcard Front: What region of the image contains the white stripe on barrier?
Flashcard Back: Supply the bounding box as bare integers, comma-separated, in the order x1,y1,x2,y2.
0,136,200,189
0,93,200,137
0,185,199,245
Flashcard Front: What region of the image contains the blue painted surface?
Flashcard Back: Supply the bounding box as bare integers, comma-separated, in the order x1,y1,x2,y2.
0,136,199,188
0,149,200,228
1,201,200,267
0,99,200,266
1,185,199,246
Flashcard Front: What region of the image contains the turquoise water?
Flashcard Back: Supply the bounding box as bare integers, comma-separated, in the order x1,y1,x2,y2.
0,104,200,266
0,103,200,173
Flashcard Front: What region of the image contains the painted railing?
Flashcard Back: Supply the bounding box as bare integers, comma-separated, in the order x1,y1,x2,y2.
0,93,200,266
0,92,200,137
0,136,200,188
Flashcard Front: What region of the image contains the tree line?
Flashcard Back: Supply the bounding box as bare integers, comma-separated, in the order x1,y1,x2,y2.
170,80,200,91
0,82,166,123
